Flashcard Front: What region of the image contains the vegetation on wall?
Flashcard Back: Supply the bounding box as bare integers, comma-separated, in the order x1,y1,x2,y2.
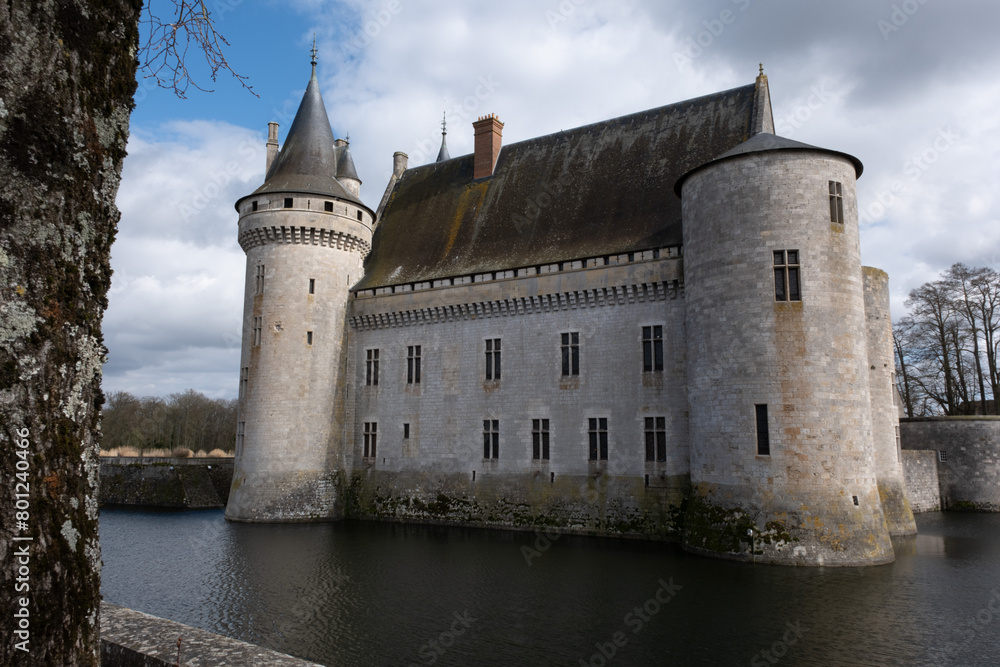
894,263,1000,416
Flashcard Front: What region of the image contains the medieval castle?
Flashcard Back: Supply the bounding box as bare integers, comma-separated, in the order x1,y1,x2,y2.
225,59,917,566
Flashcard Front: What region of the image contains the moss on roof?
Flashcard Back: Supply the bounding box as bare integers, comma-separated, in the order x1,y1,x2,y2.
355,83,759,290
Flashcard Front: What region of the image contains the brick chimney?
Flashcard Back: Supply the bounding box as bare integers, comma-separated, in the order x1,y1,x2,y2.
473,114,504,179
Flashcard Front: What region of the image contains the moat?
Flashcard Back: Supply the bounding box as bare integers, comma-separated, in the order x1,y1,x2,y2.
100,509,1000,666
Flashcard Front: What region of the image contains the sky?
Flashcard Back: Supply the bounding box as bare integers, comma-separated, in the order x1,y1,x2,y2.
105,0,1000,399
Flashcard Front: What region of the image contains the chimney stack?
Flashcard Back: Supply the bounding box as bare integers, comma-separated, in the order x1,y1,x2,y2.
266,122,279,174
472,114,503,180
392,151,409,177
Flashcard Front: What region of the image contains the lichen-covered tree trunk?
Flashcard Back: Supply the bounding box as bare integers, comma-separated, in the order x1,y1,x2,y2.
0,0,141,664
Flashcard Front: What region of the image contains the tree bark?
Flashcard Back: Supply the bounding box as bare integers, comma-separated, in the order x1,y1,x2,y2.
0,0,141,664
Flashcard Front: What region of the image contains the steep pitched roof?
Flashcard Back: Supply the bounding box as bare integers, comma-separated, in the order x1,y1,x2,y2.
355,82,762,291
239,65,362,208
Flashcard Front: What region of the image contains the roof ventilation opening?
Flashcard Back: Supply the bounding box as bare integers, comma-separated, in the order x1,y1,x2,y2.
473,114,504,180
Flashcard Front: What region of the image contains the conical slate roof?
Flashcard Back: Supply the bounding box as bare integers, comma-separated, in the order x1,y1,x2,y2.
244,65,362,206
436,133,450,162
336,144,360,182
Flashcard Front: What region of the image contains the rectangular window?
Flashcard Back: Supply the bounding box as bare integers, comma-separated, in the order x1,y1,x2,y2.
403,423,410,439
644,417,667,462
938,450,947,463
236,421,245,457
363,422,377,458
895,426,901,462
284,197,293,208
407,345,422,384
485,338,501,380
239,367,248,399
366,349,379,386
773,250,801,302
309,278,315,294
252,317,262,346
829,181,844,223
324,201,333,212
357,210,364,221
255,265,265,294
755,404,770,456
306,331,313,345
588,417,608,461
642,326,664,372
251,200,258,212
561,332,580,376
483,420,499,460
532,419,550,461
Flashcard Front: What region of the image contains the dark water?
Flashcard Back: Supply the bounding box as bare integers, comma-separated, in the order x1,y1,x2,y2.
100,510,1000,666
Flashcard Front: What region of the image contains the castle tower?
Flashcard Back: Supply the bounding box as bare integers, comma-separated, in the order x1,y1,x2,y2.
226,56,374,522
677,132,895,566
864,267,917,535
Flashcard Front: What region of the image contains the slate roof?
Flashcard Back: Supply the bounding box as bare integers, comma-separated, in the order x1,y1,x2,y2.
238,66,363,209
355,82,763,291
675,132,863,195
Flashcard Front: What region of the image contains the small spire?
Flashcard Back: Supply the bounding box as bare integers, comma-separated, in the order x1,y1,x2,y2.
441,111,447,136
436,111,451,162
345,132,350,144
310,34,318,79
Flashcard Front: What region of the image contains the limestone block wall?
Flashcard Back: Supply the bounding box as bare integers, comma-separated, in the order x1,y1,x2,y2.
901,450,941,512
227,194,371,522
863,267,916,534
344,256,690,538
99,458,234,508
681,149,893,566
901,417,1000,511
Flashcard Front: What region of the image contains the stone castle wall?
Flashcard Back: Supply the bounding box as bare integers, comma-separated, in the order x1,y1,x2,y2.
901,450,941,513
901,417,1000,511
344,254,690,538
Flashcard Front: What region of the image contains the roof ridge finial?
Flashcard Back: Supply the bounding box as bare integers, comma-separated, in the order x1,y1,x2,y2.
441,111,447,136
759,63,764,76
310,34,318,79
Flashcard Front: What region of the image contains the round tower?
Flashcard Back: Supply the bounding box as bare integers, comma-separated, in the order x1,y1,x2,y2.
226,59,374,522
677,133,894,566
863,267,917,535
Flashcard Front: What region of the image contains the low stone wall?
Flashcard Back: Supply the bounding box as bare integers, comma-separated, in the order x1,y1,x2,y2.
101,602,321,666
99,458,234,508
901,450,940,512
900,417,1000,511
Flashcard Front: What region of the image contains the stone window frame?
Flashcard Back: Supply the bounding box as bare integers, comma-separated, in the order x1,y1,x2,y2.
485,338,501,381
644,416,667,462
561,331,580,377
255,264,265,294
363,422,378,458
829,180,844,224
755,404,770,456
641,325,664,372
532,419,550,461
407,345,422,384
252,317,262,347
483,419,499,460
365,348,380,386
588,417,609,461
773,250,801,302
236,421,245,458
239,367,248,399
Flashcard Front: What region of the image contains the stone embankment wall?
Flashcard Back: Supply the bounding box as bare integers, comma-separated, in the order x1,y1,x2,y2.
101,603,321,666
99,458,234,508
901,450,941,512
900,417,1000,511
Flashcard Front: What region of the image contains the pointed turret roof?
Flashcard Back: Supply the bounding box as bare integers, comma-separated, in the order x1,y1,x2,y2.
336,141,361,182
435,112,451,162
243,60,362,206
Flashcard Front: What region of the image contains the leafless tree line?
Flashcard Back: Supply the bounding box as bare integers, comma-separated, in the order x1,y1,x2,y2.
102,389,237,454
894,263,1000,416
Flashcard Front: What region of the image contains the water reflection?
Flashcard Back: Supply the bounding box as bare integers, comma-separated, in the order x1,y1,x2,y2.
100,511,1000,666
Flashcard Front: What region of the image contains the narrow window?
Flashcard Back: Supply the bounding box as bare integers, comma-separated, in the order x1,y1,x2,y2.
561,332,580,376
485,338,501,380
255,265,265,294
403,423,410,439
642,326,664,372
773,250,801,302
407,345,421,384
357,210,363,221
324,201,333,212
644,417,667,462
309,278,315,295
938,450,947,463
483,420,499,460
895,426,901,463
363,422,377,458
366,349,380,386
252,317,262,346
284,197,293,208
532,419,550,461
236,421,245,457
239,367,248,399
251,200,258,212
829,181,844,223
306,331,313,345
755,404,770,456
588,418,608,461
